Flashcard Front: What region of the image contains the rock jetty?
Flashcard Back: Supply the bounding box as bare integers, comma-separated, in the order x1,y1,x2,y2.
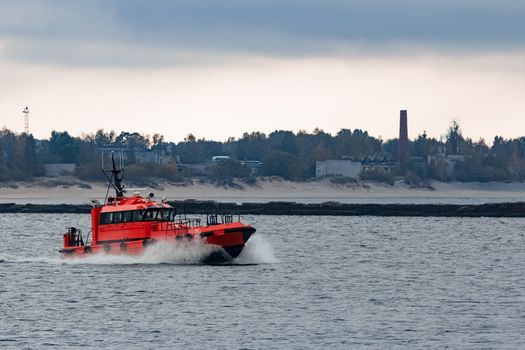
1,200,525,217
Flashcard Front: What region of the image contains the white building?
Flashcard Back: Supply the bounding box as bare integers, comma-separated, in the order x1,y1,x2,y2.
315,160,362,178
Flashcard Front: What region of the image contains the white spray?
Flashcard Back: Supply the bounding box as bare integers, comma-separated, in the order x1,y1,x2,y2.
0,234,277,265
234,234,278,264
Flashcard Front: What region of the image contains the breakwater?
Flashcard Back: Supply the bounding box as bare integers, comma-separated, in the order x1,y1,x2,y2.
1,200,525,217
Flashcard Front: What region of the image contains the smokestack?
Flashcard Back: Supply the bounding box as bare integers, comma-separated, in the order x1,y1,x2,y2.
399,110,409,165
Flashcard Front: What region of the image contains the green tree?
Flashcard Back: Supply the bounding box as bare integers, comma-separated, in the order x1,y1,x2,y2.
49,131,79,163
262,151,301,179
236,132,268,160
446,121,463,155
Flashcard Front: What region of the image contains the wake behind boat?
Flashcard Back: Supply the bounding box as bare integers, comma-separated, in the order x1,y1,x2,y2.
59,155,255,263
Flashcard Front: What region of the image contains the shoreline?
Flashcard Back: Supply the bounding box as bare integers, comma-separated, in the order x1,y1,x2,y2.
2,177,525,205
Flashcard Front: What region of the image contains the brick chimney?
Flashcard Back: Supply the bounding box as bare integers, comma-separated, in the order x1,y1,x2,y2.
399,110,409,165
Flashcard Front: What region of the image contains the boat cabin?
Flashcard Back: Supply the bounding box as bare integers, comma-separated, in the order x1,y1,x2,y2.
93,195,178,244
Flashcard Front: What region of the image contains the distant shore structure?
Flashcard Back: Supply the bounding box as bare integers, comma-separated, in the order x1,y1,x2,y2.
399,110,409,165
22,106,30,134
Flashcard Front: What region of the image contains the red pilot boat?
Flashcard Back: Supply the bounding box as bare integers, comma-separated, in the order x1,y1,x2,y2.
60,157,255,263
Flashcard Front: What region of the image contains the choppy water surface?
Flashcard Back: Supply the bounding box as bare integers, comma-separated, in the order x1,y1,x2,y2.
1,214,525,349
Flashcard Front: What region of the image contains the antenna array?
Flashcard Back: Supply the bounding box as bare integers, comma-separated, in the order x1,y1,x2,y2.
22,106,30,134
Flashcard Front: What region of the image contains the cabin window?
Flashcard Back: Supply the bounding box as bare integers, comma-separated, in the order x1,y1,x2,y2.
99,211,126,224
122,211,133,223
112,211,122,223
132,210,144,222
143,209,159,221
158,209,170,221
100,212,112,224
142,208,175,221
161,208,175,221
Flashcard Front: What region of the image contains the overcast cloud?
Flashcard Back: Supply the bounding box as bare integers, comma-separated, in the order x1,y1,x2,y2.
0,1,523,141
0,0,524,66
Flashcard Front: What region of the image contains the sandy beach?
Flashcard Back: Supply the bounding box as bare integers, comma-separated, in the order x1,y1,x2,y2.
1,178,525,205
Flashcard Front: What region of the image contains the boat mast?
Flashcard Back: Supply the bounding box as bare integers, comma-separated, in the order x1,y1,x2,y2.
111,154,124,198
102,152,125,200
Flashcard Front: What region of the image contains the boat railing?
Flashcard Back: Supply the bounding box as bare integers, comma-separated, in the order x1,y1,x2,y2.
206,212,241,226
174,217,202,227
172,212,242,227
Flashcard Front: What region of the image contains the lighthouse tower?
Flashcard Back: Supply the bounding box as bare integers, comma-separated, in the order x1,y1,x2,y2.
22,106,30,134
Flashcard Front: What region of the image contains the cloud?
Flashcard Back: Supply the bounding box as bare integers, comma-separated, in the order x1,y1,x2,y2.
0,0,524,67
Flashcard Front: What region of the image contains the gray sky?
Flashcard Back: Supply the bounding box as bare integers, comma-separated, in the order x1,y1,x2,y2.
0,0,524,141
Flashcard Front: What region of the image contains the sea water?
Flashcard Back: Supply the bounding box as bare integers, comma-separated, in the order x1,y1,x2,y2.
1,214,524,349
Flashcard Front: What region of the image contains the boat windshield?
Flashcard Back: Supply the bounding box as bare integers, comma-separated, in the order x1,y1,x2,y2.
100,208,176,224
142,208,175,221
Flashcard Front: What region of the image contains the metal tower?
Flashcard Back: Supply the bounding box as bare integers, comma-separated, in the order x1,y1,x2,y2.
22,106,29,134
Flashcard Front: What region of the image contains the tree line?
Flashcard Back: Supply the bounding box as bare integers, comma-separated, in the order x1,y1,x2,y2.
2,123,525,183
